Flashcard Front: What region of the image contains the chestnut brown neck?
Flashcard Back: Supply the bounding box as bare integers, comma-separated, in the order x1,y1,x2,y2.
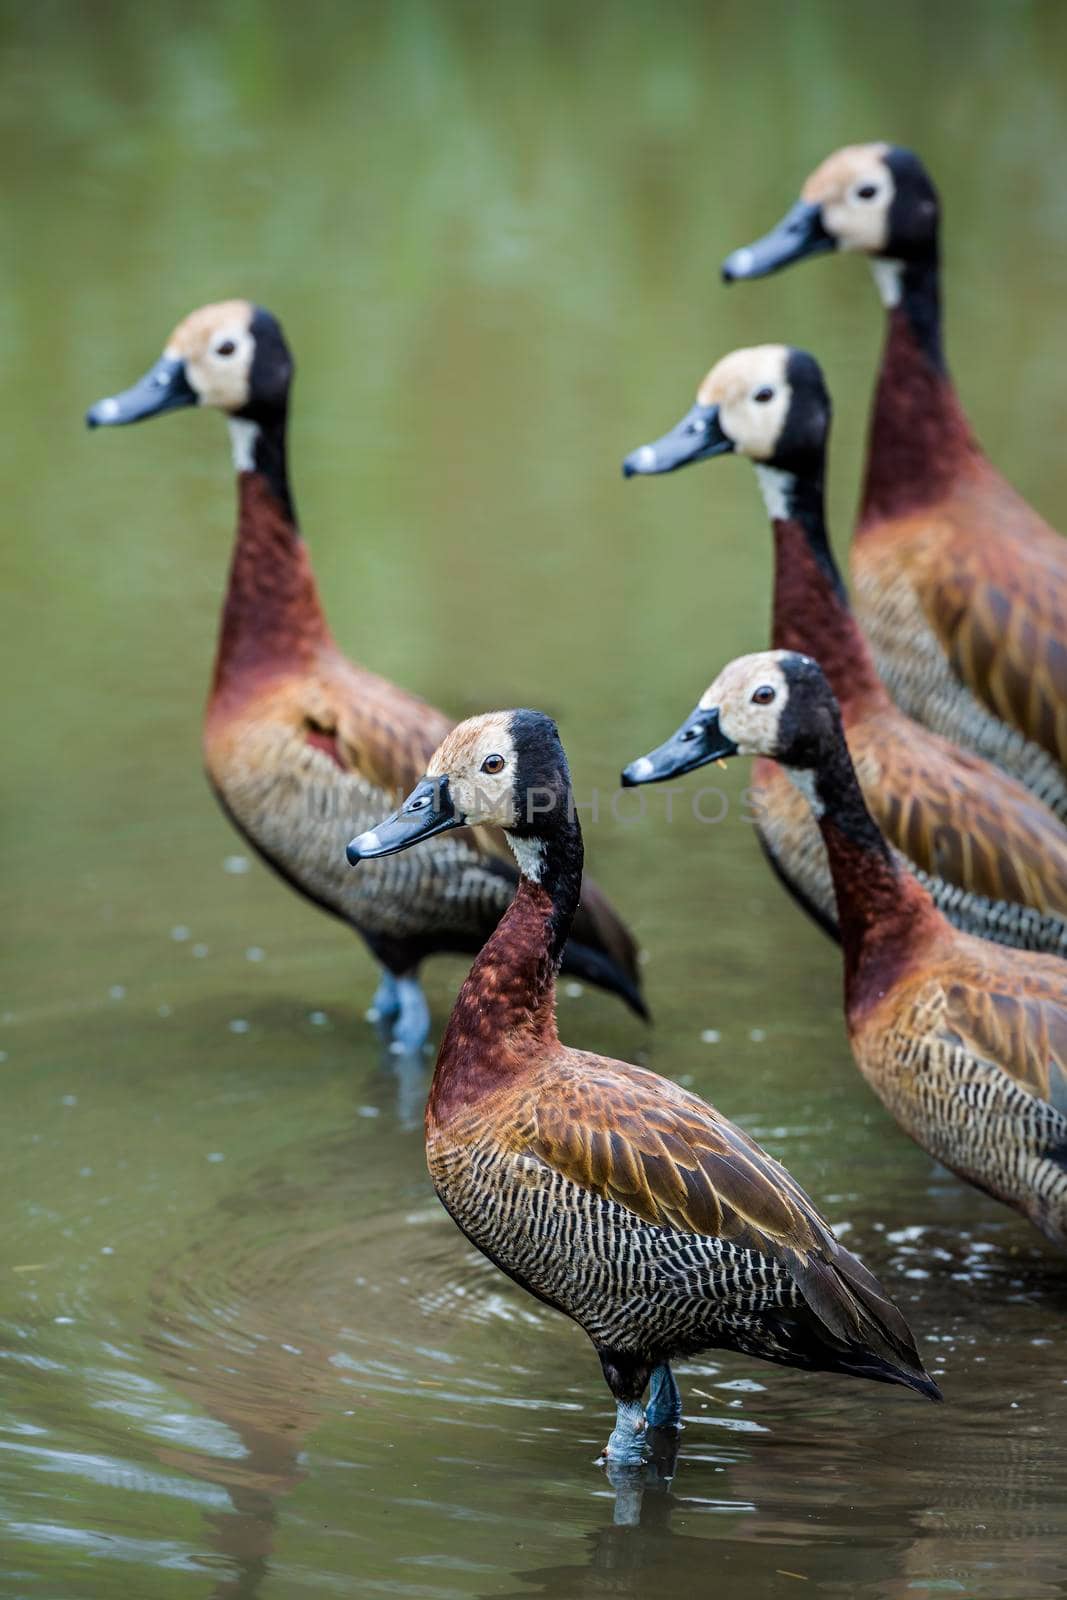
428,821,583,1125
809,732,940,1016
770,488,889,721
211,424,331,702
859,259,978,526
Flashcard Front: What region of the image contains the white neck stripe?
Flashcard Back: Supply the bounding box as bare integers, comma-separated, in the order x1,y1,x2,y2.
870,258,904,308
508,835,546,882
786,766,825,819
755,464,794,522
228,417,259,473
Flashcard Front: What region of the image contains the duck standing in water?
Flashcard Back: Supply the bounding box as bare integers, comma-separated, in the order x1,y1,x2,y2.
348,711,940,1463
86,302,645,1051
723,144,1067,817
625,651,1067,1253
623,342,1067,954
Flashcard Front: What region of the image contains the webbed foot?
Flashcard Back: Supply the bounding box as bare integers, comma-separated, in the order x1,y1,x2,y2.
597,1400,648,1467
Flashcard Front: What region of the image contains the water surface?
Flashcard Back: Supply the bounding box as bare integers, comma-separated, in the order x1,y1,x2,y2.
6,3,1067,1596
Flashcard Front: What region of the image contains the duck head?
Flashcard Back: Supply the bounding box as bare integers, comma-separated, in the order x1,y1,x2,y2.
86,301,292,431
722,143,940,284
348,710,572,881
622,344,830,502
622,649,838,788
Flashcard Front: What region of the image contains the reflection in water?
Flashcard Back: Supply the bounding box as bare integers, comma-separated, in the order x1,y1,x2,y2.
506,1371,1067,1600
603,1428,681,1527
371,1036,432,1133
138,1106,1067,1600
144,1121,691,1598
143,1113,435,1598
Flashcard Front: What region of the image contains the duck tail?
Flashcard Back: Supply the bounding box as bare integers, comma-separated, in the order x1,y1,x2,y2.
823,1347,943,1402
791,1243,942,1402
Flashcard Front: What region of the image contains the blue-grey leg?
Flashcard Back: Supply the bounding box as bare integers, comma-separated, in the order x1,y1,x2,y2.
645,1362,682,1430
390,976,431,1055
602,1399,648,1466
366,970,401,1024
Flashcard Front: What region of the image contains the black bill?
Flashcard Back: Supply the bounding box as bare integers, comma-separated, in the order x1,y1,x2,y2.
721,200,834,282
86,356,197,428
622,403,733,478
347,777,462,862
621,707,739,786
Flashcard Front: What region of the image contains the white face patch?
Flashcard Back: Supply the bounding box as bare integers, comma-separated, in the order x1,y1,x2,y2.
228,417,259,473
786,766,825,819
172,310,256,412
755,465,793,521
869,258,904,307
698,346,792,463
427,718,520,829
699,651,794,755
508,835,546,882
820,163,895,254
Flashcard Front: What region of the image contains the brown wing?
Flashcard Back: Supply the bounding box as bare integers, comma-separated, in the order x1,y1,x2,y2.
937,947,1067,1112
326,662,455,797
521,1052,831,1251
516,1051,929,1368
852,712,1067,914
924,509,1067,767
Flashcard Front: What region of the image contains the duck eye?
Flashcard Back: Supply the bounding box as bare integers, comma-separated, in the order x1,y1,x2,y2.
752,685,776,705
215,340,237,357
481,753,505,775
855,183,878,201
753,387,774,404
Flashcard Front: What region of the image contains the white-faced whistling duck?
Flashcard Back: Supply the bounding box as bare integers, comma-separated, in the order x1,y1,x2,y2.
348,710,940,1463
86,302,646,1052
623,343,1067,955
625,650,1067,1254
722,144,1067,819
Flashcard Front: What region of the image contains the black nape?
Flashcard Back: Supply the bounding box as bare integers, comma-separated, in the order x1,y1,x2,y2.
884,148,940,262
243,307,294,420
883,150,944,372
505,709,583,962
236,308,295,518
769,354,844,599
775,655,839,766
777,350,832,478
776,656,894,859
506,710,571,839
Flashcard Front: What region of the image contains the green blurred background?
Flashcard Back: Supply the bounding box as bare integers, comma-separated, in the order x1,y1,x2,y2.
5,3,1067,1597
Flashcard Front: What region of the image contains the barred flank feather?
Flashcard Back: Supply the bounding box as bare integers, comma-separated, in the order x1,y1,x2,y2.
428,1048,938,1398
